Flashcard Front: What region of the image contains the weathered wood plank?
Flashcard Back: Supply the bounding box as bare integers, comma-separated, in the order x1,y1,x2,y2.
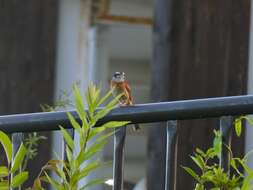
0,0,58,187
150,0,250,189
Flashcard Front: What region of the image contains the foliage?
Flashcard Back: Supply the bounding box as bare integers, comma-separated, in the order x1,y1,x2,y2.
31,83,128,190
0,131,28,189
22,133,47,171
40,82,80,112
183,117,253,190
234,116,253,137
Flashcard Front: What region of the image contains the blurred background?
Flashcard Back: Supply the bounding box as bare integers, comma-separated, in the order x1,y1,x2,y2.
0,0,252,189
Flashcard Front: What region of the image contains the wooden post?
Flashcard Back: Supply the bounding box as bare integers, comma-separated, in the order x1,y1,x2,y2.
149,0,250,189
148,0,174,189
0,0,59,187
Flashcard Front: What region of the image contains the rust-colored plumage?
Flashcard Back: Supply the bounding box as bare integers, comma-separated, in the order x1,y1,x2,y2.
110,81,133,105
110,72,140,130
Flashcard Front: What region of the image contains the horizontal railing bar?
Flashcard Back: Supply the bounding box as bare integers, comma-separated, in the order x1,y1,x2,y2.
0,95,253,133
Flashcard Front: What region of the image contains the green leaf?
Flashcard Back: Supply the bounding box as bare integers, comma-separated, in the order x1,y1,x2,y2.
86,83,99,116
97,88,114,107
11,143,27,173
213,130,222,157
0,166,8,177
11,171,29,188
79,179,106,190
241,172,253,190
201,170,214,182
234,118,242,137
73,85,88,127
89,92,123,127
77,140,107,165
206,148,217,158
98,121,130,129
88,84,100,107
32,178,45,190
67,112,82,133
191,155,205,170
88,121,128,140
194,184,204,190
95,130,115,143
0,180,8,190
44,172,64,190
78,161,102,180
85,140,107,159
241,116,253,125
88,130,115,150
88,127,106,140
196,148,206,157
73,84,85,113
59,126,75,151
181,166,200,182
65,146,73,164
0,131,12,164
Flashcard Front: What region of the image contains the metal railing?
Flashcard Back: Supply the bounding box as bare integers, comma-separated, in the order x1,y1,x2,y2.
1,95,253,190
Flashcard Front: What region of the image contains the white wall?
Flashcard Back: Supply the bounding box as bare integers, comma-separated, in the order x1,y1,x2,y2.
53,0,93,189
95,22,152,187
53,0,153,188
110,0,153,18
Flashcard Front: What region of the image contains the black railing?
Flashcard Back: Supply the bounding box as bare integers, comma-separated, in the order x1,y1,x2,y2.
1,95,253,190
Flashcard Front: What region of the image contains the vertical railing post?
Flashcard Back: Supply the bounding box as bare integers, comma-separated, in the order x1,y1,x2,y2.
113,126,126,190
11,133,24,190
219,116,233,172
165,121,178,190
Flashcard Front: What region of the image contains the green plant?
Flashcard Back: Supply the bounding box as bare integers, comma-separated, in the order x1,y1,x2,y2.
22,133,47,171
0,131,28,189
31,83,128,190
234,116,253,137
183,117,253,190
40,81,80,112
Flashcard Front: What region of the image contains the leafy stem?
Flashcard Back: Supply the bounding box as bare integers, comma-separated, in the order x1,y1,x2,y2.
31,83,129,190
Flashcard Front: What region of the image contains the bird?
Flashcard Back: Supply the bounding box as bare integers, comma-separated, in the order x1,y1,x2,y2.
110,72,140,131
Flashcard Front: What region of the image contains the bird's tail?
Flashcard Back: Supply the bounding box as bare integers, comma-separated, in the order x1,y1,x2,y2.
133,124,140,131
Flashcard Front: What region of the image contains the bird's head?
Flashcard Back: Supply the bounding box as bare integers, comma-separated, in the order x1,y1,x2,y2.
112,72,126,83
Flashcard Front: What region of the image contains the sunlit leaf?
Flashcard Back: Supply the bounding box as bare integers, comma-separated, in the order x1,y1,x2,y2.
78,161,102,180
44,172,63,190
234,118,242,137
11,172,28,188
32,178,45,190
79,179,106,190
88,127,106,140
85,140,107,159
213,130,222,157
59,126,75,151
0,166,8,177
11,143,27,173
89,130,115,144
191,155,205,170
67,112,82,133
86,84,97,116
98,121,130,129
76,140,107,165
181,166,200,182
241,172,253,190
97,88,114,107
65,146,73,165
0,131,12,164
73,84,88,127
0,180,8,190
195,148,206,157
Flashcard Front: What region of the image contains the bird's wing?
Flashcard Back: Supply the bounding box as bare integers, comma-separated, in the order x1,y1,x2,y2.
125,81,133,105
